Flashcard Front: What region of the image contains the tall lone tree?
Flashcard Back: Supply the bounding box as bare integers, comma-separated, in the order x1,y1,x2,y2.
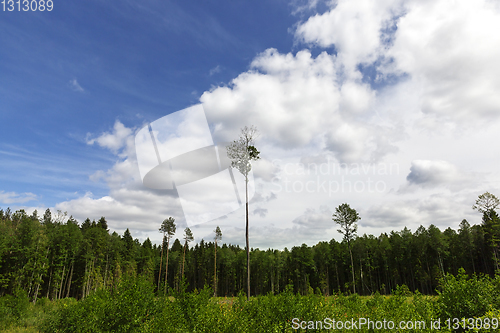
473,192,500,217
181,227,194,279
213,226,222,297
227,125,260,300
473,192,500,271
333,203,360,294
159,217,176,294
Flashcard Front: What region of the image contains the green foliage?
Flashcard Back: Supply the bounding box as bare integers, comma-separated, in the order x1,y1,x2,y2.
437,268,496,320
473,192,500,214
471,308,500,333
7,203,500,332
333,203,360,243
226,125,260,176
159,217,176,238
40,275,155,333
0,289,29,330
33,277,453,332
3,273,500,332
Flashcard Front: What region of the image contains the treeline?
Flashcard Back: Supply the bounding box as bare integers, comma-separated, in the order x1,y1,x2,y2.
1,205,499,301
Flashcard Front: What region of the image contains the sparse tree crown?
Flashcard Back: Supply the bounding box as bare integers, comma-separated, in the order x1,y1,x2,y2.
184,227,194,243
159,217,176,237
333,203,360,243
226,125,260,178
473,192,500,214
214,226,222,242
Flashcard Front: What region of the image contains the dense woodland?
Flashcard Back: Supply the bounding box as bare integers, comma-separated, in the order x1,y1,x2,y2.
1,200,500,302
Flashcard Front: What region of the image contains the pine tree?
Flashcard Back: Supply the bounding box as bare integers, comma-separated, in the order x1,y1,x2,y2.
181,228,194,279
158,217,176,294
227,125,260,300
333,203,360,294
213,226,222,296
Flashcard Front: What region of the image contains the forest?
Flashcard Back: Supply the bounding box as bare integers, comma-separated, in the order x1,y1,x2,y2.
0,192,500,302
2,192,500,332
1,195,500,301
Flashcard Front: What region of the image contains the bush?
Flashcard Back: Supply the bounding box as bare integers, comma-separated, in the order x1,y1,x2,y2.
40,276,157,333
437,268,495,320
0,288,30,330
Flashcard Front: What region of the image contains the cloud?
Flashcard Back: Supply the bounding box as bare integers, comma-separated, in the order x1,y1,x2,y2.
252,207,268,218
0,191,37,205
55,188,185,236
252,158,280,182
295,0,404,77
89,170,106,183
364,190,480,230
201,48,399,163
60,121,189,237
290,0,322,15
400,160,478,192
364,202,418,227
209,65,221,76
69,78,84,92
213,210,336,250
292,205,333,231
250,191,277,204
216,205,336,249
87,120,134,154
406,160,460,186
295,0,500,130
34,0,500,249
202,49,340,148
383,0,500,126
324,123,369,163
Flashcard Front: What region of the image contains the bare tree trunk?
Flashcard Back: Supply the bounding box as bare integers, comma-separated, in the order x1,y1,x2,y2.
158,234,164,292
335,262,340,293
326,266,330,296
33,278,41,304
66,261,74,298
360,258,364,295
246,176,250,301
494,248,499,272
277,266,280,294
85,259,95,297
164,238,170,294
86,262,91,297
58,265,66,300
182,241,187,278
348,242,356,294
438,252,445,276
82,260,87,298
270,265,274,294
32,261,46,304
28,267,35,297
104,253,109,289
214,240,217,297
46,268,52,299
470,246,476,273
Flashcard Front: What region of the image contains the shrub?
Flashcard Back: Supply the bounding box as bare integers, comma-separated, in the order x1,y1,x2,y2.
0,288,30,330
437,268,495,320
40,275,157,333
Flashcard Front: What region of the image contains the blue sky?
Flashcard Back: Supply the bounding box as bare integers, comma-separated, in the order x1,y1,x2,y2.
2,0,500,249
1,0,297,204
